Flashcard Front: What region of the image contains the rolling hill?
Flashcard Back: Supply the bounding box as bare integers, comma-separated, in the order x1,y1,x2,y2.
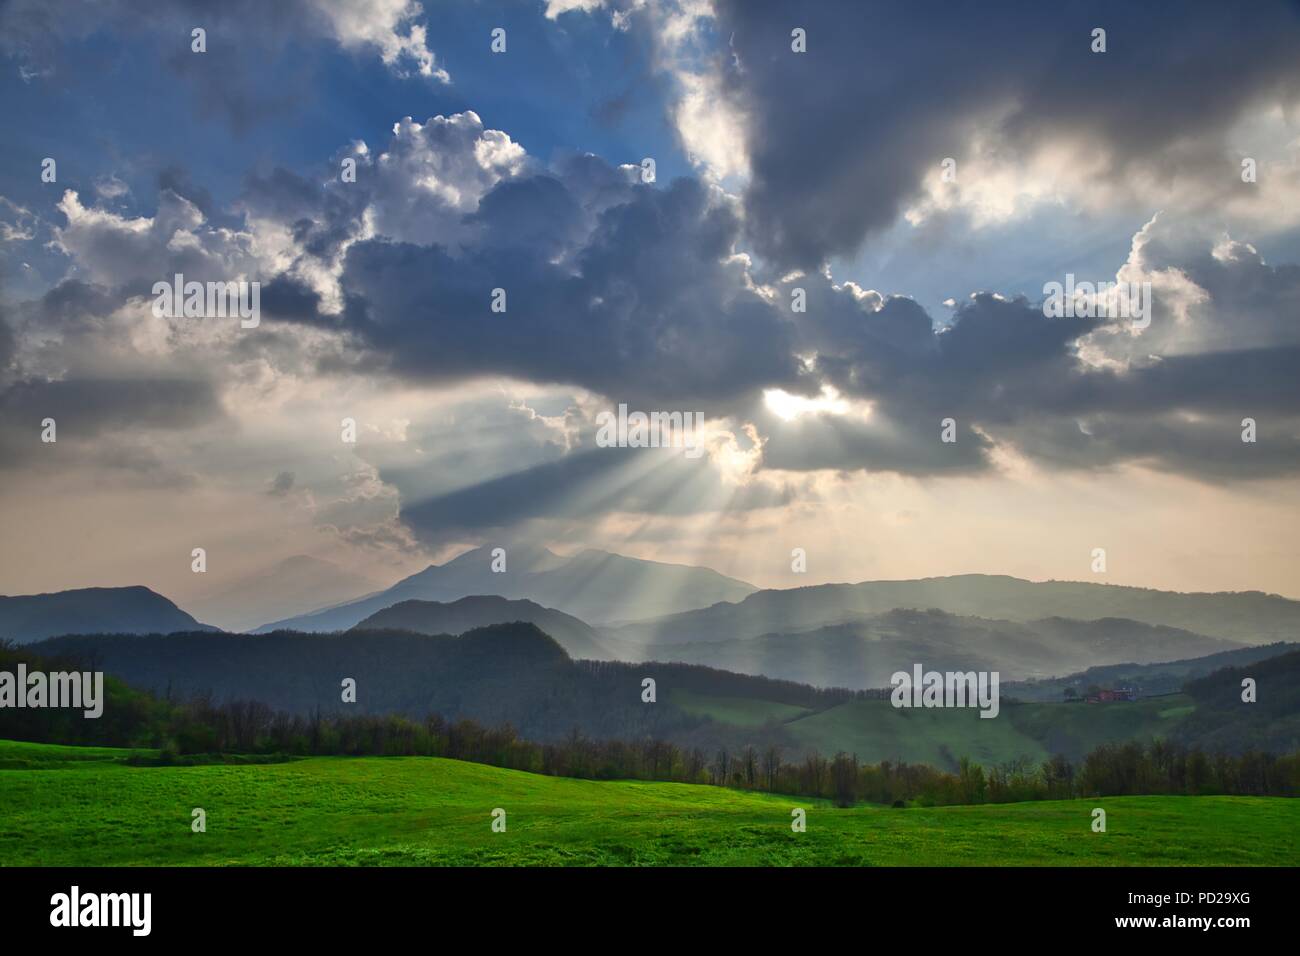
0,586,217,643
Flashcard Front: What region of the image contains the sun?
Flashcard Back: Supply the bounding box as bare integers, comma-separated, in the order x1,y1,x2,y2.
762,385,863,422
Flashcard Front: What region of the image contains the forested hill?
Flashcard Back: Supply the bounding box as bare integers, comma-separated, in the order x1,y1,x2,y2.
1172,649,1300,755
30,625,849,744
0,586,217,643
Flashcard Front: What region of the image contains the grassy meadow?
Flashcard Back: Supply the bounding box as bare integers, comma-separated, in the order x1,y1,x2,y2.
1,740,1295,867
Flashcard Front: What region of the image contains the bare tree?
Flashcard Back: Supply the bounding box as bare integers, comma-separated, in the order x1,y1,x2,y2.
831,752,858,807
712,748,731,786
762,745,782,792
741,746,758,788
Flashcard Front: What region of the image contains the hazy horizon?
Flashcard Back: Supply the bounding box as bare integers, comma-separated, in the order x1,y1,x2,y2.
9,540,1300,615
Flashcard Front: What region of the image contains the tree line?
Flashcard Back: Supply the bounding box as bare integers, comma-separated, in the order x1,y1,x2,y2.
110,699,1300,805
4,642,1296,806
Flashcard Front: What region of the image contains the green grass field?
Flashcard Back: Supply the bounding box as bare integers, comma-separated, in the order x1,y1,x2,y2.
1,740,1295,866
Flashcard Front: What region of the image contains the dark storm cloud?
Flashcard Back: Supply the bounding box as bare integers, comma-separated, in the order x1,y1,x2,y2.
5,0,1296,510
992,411,1300,481
1075,348,1300,419
339,173,802,407
996,341,1300,481
0,376,221,467
0,280,226,472
255,275,328,325
241,167,370,264
757,288,1082,475
464,175,588,262
756,272,1300,478
712,0,1300,270
799,287,1099,415
244,136,1300,486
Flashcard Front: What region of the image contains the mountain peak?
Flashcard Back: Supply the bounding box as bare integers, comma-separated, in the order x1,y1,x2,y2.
0,585,217,643
438,543,564,573
261,544,755,631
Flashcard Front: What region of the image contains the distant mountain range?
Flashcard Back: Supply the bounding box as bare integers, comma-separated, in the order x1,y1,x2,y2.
349,596,611,660
188,555,385,633
604,609,1243,687
10,552,1300,771
255,544,757,631
606,574,1300,647
0,586,217,644
7,555,1300,696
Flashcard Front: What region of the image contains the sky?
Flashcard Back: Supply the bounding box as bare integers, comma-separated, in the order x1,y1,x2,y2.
2,0,1300,610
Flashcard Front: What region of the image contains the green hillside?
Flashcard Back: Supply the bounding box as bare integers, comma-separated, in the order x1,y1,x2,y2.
671,689,812,727
1006,696,1195,761
1,740,1295,867
0,740,149,769
665,692,1197,769
784,699,1052,768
